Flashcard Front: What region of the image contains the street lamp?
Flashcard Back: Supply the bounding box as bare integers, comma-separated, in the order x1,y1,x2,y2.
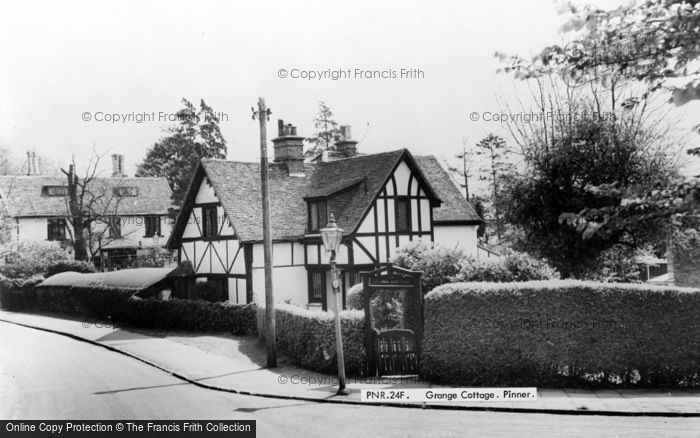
320,213,349,396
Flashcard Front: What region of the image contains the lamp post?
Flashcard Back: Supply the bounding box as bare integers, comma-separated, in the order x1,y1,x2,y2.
320,213,349,396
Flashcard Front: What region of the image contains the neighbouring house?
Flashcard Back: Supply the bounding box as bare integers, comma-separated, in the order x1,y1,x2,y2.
167,120,482,311
0,153,174,269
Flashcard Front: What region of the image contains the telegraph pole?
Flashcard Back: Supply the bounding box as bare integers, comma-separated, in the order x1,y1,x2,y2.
252,97,276,368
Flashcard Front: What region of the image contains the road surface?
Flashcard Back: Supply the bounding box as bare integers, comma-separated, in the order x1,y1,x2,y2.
1,321,698,437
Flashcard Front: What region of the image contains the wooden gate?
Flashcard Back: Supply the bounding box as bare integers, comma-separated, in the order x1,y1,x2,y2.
363,266,423,376
375,328,419,376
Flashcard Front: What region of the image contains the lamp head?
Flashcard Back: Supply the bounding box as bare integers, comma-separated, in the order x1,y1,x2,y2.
320,213,344,252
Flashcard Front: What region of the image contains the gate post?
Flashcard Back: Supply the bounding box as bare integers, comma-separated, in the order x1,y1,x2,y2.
363,272,376,376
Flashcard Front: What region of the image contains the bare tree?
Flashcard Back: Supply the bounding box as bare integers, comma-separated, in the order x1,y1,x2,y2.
447,138,478,201
62,152,136,261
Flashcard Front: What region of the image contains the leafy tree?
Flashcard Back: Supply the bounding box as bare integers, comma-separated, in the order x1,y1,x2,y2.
305,101,341,158
137,98,227,205
498,1,700,115
497,1,700,242
500,98,679,277
0,145,18,176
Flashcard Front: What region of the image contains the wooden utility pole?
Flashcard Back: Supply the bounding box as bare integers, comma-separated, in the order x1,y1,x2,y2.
253,97,276,367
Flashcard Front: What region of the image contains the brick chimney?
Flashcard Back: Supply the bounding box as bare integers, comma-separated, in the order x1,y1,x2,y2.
26,151,40,175
335,125,358,158
111,153,126,177
272,119,305,175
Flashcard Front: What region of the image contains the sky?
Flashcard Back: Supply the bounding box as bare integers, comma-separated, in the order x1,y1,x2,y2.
1,0,699,185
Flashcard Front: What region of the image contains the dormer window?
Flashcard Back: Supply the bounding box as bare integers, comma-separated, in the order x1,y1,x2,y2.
308,200,328,233
113,186,138,197
41,186,68,197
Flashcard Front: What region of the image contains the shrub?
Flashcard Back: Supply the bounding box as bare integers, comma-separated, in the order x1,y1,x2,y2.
346,283,364,310
44,260,96,277
391,241,468,293
32,284,257,335
454,249,560,283
0,241,72,279
421,280,700,388
392,243,559,293
258,304,366,375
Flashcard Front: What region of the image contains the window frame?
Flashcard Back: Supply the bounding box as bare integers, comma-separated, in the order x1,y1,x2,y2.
113,186,139,197
42,186,69,197
307,269,327,305
395,196,412,232
47,218,66,241
144,215,161,237
201,205,218,238
307,199,328,233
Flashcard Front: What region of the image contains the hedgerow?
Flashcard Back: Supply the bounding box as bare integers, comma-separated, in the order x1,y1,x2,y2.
422,280,700,388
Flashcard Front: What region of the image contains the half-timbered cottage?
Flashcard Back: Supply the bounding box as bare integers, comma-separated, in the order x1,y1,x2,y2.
167,121,482,310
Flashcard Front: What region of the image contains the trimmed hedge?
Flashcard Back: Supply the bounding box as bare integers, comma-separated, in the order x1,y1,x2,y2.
258,304,366,376
422,280,700,388
0,275,45,310
44,260,96,277
33,285,257,335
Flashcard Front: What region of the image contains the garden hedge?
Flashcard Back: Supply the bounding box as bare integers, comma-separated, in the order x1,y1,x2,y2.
257,304,366,376
31,284,257,335
421,280,700,388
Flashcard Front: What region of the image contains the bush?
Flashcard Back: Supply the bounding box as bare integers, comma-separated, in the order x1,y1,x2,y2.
32,284,257,335
454,249,560,283
346,283,364,310
391,242,468,293
392,242,559,293
0,241,72,279
421,280,700,388
258,304,366,375
44,260,96,277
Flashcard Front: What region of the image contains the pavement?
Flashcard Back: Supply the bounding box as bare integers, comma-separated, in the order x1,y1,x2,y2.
2,309,700,416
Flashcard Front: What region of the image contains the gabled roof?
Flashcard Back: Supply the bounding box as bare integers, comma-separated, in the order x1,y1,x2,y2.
414,156,482,224
0,175,173,217
169,148,481,245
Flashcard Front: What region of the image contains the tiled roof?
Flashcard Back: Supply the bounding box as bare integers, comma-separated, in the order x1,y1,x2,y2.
414,156,481,223
201,160,315,242
0,175,173,217
192,149,480,243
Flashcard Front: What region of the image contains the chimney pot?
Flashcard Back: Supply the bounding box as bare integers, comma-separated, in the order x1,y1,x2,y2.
32,152,39,175
118,154,125,177
335,125,358,158
272,119,305,175
111,154,120,177
26,151,33,175
277,119,284,137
